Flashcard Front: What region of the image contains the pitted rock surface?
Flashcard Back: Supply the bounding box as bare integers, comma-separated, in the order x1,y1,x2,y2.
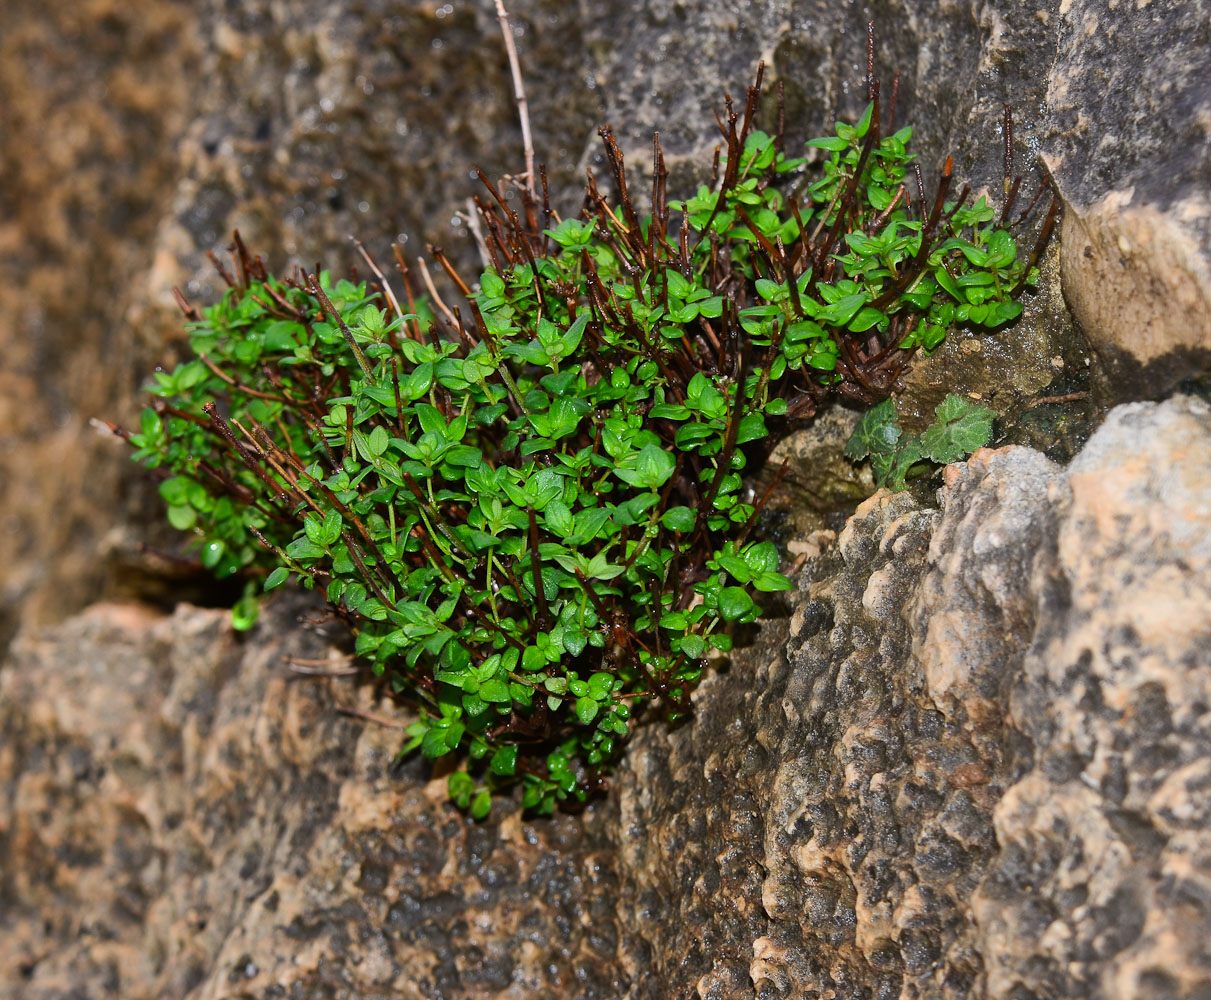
0,597,623,999
975,396,1211,998
610,395,1211,998
8,398,1207,998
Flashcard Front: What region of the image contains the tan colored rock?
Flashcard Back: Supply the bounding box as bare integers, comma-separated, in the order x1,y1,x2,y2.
4,397,1211,997
19,0,1211,649
1043,0,1211,399
0,596,621,999
611,396,1211,998
1059,193,1211,402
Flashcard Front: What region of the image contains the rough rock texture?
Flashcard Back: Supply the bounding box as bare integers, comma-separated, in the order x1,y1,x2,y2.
9,0,1207,643
1045,0,1211,403
588,0,1210,403
4,1,1209,993
0,596,622,999
0,0,199,649
4,397,1209,998
1,0,602,646
611,394,1211,998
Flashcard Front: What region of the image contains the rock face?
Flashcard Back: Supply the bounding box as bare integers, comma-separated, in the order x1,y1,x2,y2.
0,597,623,999
611,394,1211,998
1045,0,1211,404
7,0,1208,644
1,0,602,646
0,0,199,649
4,396,1209,998
4,0,1210,995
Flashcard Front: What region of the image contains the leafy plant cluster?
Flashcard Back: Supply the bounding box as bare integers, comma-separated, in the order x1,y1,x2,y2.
125,69,1052,816
845,393,995,490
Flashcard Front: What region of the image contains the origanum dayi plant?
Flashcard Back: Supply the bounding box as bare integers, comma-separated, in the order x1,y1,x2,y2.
120,58,1055,816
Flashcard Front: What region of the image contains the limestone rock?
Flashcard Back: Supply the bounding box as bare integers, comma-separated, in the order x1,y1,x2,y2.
0,0,199,649
0,596,622,999
3,1,1210,992
5,397,1209,998
1044,0,1211,402
592,0,1211,400
8,0,1206,643
611,395,1211,998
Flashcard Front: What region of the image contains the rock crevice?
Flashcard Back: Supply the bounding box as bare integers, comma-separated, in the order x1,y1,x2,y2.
5,398,1210,998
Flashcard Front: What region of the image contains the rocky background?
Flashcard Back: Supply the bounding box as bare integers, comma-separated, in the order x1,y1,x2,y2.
2,0,1209,998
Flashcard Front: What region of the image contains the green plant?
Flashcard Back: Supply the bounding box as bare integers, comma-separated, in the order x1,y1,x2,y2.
123,67,1053,816
844,393,996,490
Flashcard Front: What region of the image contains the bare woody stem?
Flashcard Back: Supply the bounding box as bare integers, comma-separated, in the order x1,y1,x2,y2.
493,0,535,198
307,273,375,379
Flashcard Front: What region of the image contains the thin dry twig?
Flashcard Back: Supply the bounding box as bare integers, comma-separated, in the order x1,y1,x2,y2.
415,255,459,328
350,237,405,324
1023,391,1089,410
461,197,493,272
288,663,361,678
284,653,359,678
335,704,407,729
492,0,535,197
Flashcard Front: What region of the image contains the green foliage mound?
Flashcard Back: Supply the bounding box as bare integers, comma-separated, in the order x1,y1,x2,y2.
126,72,1051,816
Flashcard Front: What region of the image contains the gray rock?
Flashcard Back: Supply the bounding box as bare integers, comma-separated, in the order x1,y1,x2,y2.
0,596,622,999
610,394,1211,998
4,1,1210,995
5,398,1209,998
1045,0,1211,403
7,0,1206,641
587,0,1209,405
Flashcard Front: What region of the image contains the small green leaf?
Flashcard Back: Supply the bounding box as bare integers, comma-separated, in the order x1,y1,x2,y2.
718,555,751,582
587,672,613,699
231,594,260,632
742,541,779,575
849,307,887,333
753,571,794,592
717,587,755,621
661,506,696,532
918,394,995,464
544,500,575,538
490,745,519,776
854,101,875,138
806,135,850,151
735,413,767,445
320,510,342,546
199,537,226,569
479,679,511,703
264,567,290,590
678,634,706,658
616,443,676,489
448,771,474,808
367,425,389,457
844,399,900,462
166,504,196,530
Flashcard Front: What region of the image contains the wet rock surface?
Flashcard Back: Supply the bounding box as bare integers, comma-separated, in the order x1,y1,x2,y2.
4,397,1209,998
